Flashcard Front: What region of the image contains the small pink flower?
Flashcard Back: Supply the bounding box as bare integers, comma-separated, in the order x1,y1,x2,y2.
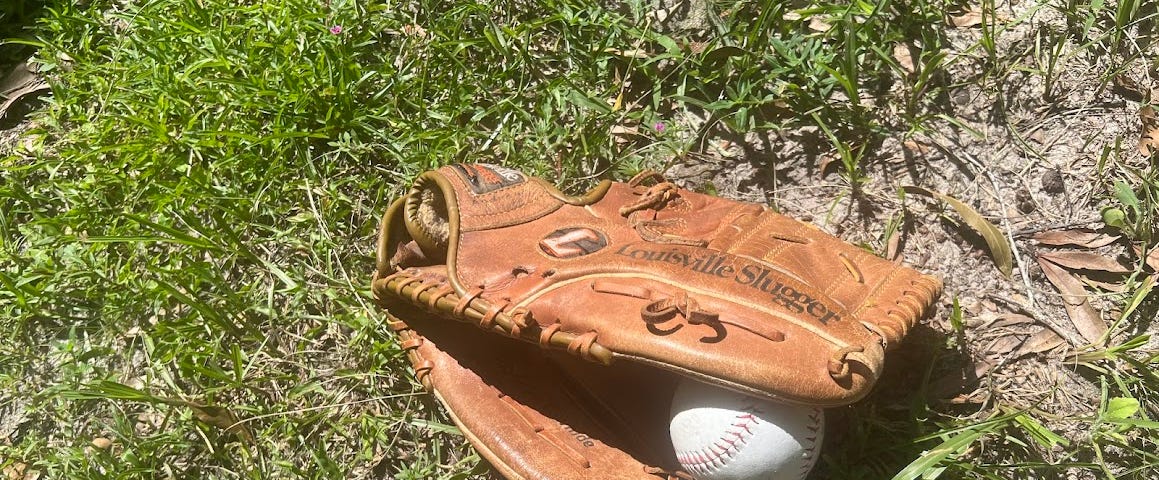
654,122,666,133
330,25,343,35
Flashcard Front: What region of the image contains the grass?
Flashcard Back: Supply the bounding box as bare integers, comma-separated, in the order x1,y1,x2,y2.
1,0,1157,479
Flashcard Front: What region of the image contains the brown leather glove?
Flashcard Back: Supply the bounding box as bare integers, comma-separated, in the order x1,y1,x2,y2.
373,164,940,478
385,304,691,479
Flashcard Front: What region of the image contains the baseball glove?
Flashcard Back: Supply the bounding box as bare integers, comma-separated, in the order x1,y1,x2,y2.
372,163,940,478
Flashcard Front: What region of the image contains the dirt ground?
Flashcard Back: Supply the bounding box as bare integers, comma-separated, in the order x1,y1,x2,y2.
659,2,1159,466
2,1,1157,478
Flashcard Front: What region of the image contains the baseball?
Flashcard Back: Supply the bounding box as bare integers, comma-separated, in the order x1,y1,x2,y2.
669,379,824,480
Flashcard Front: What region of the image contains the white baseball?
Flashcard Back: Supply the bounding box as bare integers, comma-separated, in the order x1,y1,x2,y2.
669,379,824,480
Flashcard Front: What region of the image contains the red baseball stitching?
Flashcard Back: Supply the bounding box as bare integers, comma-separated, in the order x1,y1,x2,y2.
675,411,760,477
675,406,824,480
798,408,823,479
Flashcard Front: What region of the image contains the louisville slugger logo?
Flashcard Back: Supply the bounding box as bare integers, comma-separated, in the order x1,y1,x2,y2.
612,244,842,324
539,227,608,258
450,163,525,194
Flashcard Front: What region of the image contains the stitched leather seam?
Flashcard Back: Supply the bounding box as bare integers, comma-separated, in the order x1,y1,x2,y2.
851,264,903,319
760,220,809,264
498,394,592,469
722,207,767,253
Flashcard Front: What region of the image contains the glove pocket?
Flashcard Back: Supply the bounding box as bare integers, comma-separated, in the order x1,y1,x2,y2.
400,315,681,479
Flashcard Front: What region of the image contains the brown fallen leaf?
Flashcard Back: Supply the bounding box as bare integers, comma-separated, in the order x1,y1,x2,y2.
990,313,1037,329
0,60,49,120
902,139,931,156
1078,275,1129,293
189,404,254,442
808,17,832,33
1015,328,1066,356
948,9,984,27
985,334,1025,357
948,390,991,405
603,47,650,59
1033,229,1119,249
1037,256,1107,345
818,151,841,176
1112,74,1149,102
1139,245,1159,272
904,185,1014,277
1139,105,1159,156
948,7,1010,27
3,462,26,480
609,124,640,138
1038,251,1132,274
886,227,902,261
893,43,915,75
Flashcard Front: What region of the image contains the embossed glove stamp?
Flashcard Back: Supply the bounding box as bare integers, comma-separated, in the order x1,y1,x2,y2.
372,164,941,478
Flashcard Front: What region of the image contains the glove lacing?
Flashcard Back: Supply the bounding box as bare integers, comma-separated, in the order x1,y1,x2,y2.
375,269,615,365
619,171,707,247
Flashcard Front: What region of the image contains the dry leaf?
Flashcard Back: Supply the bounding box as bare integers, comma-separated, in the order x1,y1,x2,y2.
948,9,984,27
1032,229,1118,249
1112,74,1148,102
904,186,1014,277
400,24,428,38
3,463,26,480
190,404,254,442
1139,106,1159,156
609,125,640,136
0,61,49,120
1037,256,1107,345
902,139,931,155
604,47,650,59
1015,328,1066,356
610,124,640,144
1079,275,1128,293
985,335,1025,357
1038,251,1132,274
948,390,991,405
1138,245,1159,272
990,313,1037,329
808,17,832,32
818,152,841,176
886,227,902,261
893,43,915,74
684,41,708,54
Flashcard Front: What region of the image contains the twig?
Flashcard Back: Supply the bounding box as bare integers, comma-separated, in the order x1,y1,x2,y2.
1011,218,1105,237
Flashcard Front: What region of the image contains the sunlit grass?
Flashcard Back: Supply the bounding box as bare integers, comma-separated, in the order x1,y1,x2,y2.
1,0,1157,478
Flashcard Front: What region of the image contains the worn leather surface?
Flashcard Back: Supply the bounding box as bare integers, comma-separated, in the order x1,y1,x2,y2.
373,164,942,407
387,304,685,479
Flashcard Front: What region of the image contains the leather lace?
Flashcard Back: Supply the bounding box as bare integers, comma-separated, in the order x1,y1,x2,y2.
375,270,614,365
591,280,786,344
640,291,726,343
619,171,707,246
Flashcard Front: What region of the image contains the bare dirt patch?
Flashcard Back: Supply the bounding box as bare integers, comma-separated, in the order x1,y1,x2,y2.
659,2,1158,477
